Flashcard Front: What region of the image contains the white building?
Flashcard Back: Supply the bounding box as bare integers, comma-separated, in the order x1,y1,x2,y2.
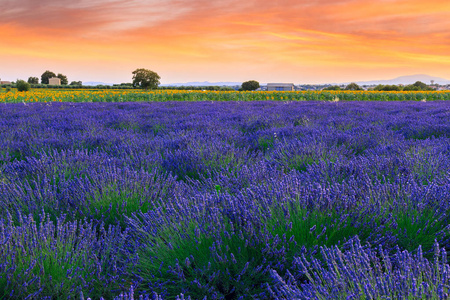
267,83,295,91
49,77,61,85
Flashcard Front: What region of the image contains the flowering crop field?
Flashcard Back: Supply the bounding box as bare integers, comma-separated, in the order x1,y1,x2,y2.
1,88,450,103
1,101,450,299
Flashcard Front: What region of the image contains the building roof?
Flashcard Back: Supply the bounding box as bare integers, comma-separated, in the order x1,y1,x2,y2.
267,83,295,86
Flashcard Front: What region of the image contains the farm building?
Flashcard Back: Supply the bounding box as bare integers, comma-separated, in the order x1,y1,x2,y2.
0,80,11,85
49,77,61,85
267,83,295,91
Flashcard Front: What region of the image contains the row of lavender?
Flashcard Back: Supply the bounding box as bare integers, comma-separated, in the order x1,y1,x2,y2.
1,101,449,299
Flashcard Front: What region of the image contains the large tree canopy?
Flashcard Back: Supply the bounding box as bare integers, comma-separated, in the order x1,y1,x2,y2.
241,80,260,91
132,68,161,89
27,77,39,84
345,82,362,90
41,70,56,84
57,73,68,85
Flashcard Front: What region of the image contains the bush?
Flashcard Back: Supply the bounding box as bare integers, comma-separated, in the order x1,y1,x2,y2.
16,80,31,92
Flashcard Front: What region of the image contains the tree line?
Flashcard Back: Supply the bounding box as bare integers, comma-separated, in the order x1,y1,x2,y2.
373,81,433,91
12,71,79,92
323,81,434,91
27,71,73,85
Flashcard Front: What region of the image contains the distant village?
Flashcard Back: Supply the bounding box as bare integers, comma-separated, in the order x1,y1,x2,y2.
235,82,450,92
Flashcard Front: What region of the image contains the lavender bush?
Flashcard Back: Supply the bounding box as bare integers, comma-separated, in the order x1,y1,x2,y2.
0,212,133,299
269,237,450,299
0,101,449,298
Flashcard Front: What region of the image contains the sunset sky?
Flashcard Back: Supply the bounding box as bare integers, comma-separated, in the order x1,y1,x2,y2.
1,0,450,84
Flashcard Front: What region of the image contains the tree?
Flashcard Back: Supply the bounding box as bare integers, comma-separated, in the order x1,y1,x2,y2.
374,84,401,91
16,80,31,92
412,81,430,91
413,81,427,89
41,70,56,84
241,80,260,91
132,68,160,89
57,73,68,85
70,81,82,86
27,77,39,84
345,82,362,90
402,84,420,91
323,85,341,91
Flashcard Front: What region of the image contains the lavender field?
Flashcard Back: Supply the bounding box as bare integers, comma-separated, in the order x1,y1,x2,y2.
1,101,450,299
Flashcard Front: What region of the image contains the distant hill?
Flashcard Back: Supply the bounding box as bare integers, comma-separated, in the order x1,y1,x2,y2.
161,81,242,87
353,74,450,86
83,81,113,86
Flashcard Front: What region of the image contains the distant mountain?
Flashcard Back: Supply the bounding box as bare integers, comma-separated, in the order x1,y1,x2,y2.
83,81,114,86
82,75,450,87
161,81,242,87
353,74,450,86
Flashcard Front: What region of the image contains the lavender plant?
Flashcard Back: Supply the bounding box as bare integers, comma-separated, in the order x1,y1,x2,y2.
269,237,450,299
0,212,133,299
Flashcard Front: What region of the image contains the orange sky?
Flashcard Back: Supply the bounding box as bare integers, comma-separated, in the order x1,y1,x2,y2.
1,0,450,84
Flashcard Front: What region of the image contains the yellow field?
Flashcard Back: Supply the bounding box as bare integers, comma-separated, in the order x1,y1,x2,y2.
1,88,450,102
